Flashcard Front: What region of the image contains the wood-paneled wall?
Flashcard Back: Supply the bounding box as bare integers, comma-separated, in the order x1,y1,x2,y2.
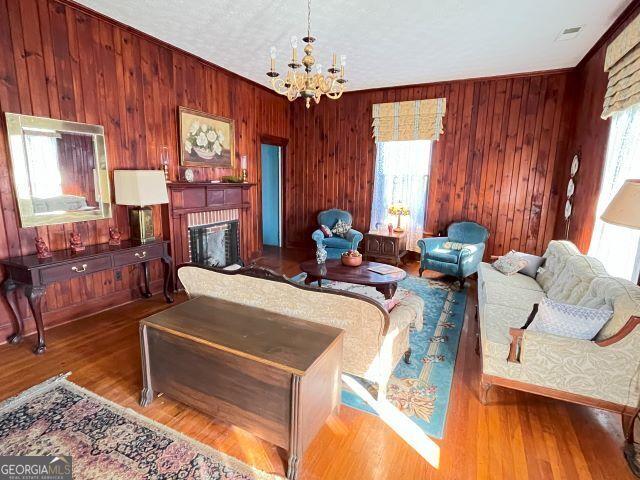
552,1,640,252
0,0,289,340
286,72,572,258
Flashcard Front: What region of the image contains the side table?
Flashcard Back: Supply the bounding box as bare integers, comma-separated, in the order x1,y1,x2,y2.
363,231,408,266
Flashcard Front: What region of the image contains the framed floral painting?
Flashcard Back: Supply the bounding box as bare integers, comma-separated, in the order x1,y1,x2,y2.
178,107,235,168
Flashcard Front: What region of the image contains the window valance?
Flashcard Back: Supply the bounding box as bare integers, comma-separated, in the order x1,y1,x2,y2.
602,14,640,119
372,98,446,142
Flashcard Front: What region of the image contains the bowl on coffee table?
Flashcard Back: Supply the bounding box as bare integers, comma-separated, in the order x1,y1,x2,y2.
341,250,363,267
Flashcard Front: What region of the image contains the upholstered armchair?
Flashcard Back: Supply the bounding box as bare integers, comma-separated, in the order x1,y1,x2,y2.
312,209,363,259
417,221,489,282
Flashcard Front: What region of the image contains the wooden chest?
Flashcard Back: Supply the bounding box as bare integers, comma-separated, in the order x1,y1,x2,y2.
363,231,408,266
139,296,344,479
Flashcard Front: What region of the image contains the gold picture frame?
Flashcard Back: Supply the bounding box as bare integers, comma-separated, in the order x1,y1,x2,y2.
178,107,235,169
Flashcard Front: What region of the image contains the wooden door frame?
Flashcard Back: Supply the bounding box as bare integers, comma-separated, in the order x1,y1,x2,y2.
259,135,289,250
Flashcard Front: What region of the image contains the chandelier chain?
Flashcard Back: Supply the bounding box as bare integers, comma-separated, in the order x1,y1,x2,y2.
307,0,311,39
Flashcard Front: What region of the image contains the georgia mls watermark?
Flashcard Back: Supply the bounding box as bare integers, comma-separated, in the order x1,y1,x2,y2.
0,456,72,480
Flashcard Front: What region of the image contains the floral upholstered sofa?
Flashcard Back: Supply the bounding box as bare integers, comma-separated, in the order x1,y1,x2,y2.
478,240,640,419
178,264,424,399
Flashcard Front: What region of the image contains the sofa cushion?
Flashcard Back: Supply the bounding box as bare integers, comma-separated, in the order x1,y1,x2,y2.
481,304,532,360
514,251,546,278
527,298,612,340
428,247,461,264
492,251,528,276
578,276,640,341
478,262,543,292
545,255,607,305
322,236,351,249
481,283,545,311
537,240,581,292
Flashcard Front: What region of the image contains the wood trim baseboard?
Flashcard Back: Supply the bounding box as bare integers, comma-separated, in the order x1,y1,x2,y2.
481,373,636,415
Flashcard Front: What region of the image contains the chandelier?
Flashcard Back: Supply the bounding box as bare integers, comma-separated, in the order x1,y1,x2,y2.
266,0,347,108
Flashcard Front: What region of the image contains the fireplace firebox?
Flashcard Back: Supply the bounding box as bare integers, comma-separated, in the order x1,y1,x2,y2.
188,220,240,268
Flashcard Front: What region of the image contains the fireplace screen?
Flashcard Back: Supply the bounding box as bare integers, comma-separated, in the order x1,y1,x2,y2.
188,220,239,268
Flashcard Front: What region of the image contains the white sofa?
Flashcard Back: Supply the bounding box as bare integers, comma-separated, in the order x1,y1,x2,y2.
178,264,424,399
478,240,640,419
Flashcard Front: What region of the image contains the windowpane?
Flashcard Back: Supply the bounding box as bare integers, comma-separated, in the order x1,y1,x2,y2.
589,104,640,281
370,140,432,251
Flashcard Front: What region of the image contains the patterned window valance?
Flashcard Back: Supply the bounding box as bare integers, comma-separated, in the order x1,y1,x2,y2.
372,98,446,142
602,14,640,119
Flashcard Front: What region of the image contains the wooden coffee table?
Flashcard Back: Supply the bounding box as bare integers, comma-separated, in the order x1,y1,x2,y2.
299,259,407,299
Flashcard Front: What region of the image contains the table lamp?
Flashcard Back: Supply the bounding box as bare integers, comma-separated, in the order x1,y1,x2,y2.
388,203,410,232
601,179,640,284
114,170,169,243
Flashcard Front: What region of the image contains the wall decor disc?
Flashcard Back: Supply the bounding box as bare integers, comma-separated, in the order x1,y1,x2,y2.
567,178,575,197
570,154,580,177
564,199,573,219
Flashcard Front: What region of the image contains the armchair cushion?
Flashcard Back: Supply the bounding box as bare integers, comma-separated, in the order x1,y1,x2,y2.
331,218,352,238
320,225,333,237
429,248,461,264
322,236,352,249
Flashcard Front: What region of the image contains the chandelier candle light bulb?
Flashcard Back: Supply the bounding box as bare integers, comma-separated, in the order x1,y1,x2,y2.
266,0,348,108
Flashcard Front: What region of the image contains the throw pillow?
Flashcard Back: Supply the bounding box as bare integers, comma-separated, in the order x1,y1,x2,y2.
513,251,545,278
527,298,612,340
331,219,351,238
320,225,333,237
492,251,528,276
443,241,466,251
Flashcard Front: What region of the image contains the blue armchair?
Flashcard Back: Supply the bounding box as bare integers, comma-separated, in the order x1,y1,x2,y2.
312,209,363,259
417,221,489,283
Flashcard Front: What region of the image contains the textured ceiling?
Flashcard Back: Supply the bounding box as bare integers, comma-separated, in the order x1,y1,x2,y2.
76,0,632,91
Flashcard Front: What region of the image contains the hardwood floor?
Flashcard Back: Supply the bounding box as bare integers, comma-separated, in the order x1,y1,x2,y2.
0,246,633,479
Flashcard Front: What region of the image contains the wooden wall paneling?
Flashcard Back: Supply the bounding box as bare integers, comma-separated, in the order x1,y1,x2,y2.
0,0,290,342
286,72,571,258
551,0,640,252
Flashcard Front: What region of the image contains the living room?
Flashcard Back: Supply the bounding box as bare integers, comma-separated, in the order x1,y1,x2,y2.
0,0,639,479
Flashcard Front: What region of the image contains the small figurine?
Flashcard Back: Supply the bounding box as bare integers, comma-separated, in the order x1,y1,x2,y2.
108,226,121,246
69,232,85,253
34,236,52,259
388,223,394,235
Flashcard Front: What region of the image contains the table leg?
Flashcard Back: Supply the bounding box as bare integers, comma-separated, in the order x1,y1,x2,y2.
139,324,154,406
2,279,23,345
287,375,301,480
304,274,322,287
375,282,397,300
161,254,174,303
25,285,46,355
140,262,152,298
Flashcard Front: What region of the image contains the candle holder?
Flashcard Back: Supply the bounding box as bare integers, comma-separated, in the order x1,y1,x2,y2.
240,154,248,183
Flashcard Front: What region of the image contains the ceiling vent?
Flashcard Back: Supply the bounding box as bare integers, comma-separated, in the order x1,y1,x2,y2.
556,26,584,41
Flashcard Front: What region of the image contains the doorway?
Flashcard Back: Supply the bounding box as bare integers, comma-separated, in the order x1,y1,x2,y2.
261,143,283,247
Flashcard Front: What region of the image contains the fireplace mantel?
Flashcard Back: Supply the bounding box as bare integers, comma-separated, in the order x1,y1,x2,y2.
166,182,254,217
163,182,255,285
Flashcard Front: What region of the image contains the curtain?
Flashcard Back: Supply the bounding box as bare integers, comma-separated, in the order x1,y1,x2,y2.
372,99,446,142
589,103,640,281
369,140,432,252
24,134,62,199
602,14,640,119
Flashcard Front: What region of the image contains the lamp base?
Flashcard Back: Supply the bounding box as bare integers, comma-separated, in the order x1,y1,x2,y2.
129,207,156,243
393,227,405,233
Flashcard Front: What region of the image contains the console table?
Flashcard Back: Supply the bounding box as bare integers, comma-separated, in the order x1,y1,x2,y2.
0,239,174,354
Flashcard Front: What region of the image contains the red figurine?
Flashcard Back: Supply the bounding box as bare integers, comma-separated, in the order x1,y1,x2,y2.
108,226,121,246
34,236,52,259
388,223,394,235
69,232,85,253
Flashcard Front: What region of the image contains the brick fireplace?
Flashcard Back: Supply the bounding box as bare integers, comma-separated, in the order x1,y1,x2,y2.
164,182,253,285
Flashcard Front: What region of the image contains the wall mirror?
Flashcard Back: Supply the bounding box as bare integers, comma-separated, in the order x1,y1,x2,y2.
5,113,112,227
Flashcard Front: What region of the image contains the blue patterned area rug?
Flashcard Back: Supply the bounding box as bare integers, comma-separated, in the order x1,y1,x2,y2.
291,273,467,440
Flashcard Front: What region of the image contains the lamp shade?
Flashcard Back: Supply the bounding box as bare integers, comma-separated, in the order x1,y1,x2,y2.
601,179,640,229
114,170,169,207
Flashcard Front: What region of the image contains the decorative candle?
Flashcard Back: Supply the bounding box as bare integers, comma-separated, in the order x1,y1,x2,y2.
290,36,298,62
241,155,247,170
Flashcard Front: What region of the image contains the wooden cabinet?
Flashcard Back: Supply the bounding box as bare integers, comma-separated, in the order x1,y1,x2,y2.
363,232,408,266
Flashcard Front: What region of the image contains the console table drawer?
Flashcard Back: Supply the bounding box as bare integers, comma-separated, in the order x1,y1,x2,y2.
40,255,113,283
113,244,163,267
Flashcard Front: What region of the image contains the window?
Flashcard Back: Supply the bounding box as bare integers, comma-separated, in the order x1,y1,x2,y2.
369,140,432,251
589,103,640,281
